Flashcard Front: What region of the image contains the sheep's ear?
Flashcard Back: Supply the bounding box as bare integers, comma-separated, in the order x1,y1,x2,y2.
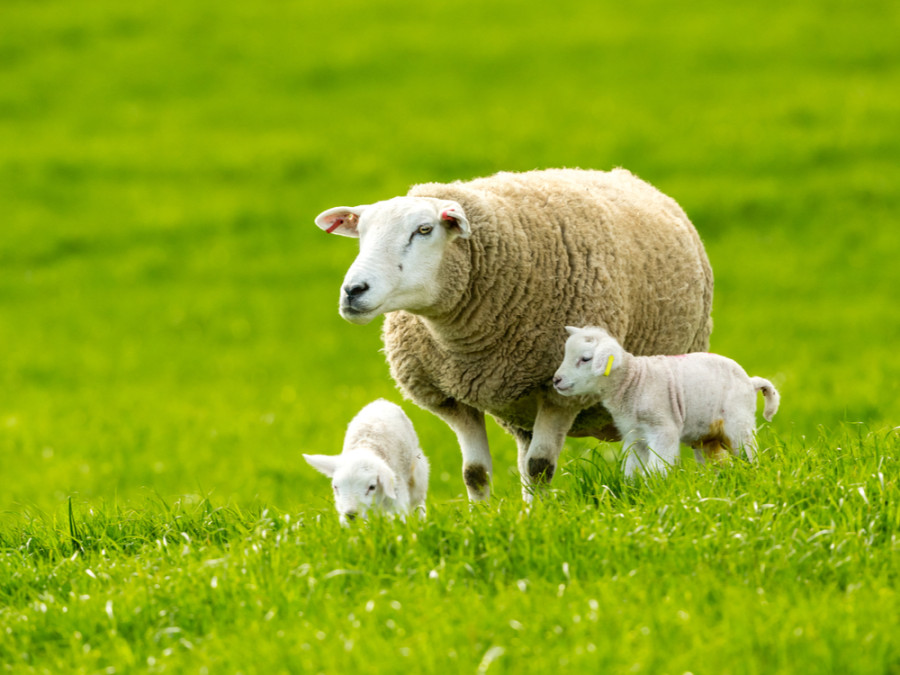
591,351,616,377
565,326,581,337
377,466,398,500
303,454,341,477
315,206,368,238
439,202,470,240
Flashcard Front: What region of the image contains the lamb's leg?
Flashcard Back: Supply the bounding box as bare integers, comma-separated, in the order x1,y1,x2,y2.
622,431,648,478
644,426,681,475
391,491,411,515
433,400,492,501
737,425,758,462
522,398,578,494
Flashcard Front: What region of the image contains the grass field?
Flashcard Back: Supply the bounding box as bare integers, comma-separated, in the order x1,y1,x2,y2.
2,0,899,672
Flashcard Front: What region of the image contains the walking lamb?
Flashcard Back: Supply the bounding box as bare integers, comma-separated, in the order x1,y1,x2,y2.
553,326,780,476
303,399,429,524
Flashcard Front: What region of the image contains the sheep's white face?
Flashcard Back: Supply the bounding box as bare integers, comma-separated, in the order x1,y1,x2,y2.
553,326,624,396
302,453,398,526
330,462,391,525
315,197,470,324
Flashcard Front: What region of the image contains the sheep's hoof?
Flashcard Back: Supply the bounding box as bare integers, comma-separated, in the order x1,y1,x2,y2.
463,463,490,499
527,457,555,483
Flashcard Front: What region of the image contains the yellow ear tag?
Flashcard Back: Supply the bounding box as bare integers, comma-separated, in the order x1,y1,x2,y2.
604,355,614,377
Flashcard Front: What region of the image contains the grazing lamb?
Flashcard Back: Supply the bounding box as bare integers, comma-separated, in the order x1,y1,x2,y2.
553,326,780,476
316,168,713,500
303,399,429,525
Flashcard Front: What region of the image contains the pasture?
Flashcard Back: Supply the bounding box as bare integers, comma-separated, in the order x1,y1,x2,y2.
1,0,899,672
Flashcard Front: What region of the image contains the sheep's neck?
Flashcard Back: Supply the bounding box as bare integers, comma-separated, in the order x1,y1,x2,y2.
601,353,641,409
418,229,530,354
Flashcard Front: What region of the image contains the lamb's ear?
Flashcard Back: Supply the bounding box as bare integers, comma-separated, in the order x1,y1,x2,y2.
591,349,617,377
439,202,470,239
315,206,368,238
303,454,341,478
565,326,581,337
377,466,398,500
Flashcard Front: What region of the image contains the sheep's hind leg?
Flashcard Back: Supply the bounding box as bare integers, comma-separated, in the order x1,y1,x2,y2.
693,419,734,465
503,426,536,503
522,397,578,497
435,400,493,501
735,423,758,462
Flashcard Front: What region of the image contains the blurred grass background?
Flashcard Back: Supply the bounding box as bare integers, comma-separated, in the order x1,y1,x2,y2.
1,0,899,514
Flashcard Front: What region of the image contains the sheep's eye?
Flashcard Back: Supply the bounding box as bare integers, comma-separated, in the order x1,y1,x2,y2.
416,225,433,236
579,355,593,364
367,484,376,494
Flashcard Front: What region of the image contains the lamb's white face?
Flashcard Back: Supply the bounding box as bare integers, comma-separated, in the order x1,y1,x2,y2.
331,464,385,525
553,326,622,396
315,197,470,324
302,453,399,526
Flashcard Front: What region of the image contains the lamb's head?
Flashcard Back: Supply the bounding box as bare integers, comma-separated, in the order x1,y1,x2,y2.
316,197,470,324
303,452,399,526
553,326,626,396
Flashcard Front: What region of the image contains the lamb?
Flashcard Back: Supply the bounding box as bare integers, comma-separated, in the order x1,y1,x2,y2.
315,168,713,500
303,399,429,525
553,326,780,476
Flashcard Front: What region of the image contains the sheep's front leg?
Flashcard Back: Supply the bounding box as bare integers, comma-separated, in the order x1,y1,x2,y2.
390,491,411,516
435,401,492,501
622,430,649,478
623,426,680,477
643,426,681,475
522,398,578,495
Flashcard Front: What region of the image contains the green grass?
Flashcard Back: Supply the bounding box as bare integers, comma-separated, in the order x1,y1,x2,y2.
2,427,898,673
2,0,899,671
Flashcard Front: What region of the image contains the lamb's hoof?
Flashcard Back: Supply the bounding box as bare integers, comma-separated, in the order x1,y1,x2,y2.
527,457,555,483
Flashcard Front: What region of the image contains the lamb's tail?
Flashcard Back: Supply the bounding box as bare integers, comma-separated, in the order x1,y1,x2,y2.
750,377,780,421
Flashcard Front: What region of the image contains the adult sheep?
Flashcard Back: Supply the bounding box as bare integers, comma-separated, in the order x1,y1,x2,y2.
315,168,713,501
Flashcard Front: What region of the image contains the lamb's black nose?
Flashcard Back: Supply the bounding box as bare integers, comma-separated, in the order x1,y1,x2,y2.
344,511,357,521
552,375,562,387
343,282,370,299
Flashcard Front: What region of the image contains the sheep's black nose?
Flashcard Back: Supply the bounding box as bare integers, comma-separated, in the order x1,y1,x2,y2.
344,511,357,521
552,375,562,387
343,282,370,299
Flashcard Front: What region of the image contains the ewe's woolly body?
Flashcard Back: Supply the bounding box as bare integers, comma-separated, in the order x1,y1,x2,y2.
384,168,714,438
